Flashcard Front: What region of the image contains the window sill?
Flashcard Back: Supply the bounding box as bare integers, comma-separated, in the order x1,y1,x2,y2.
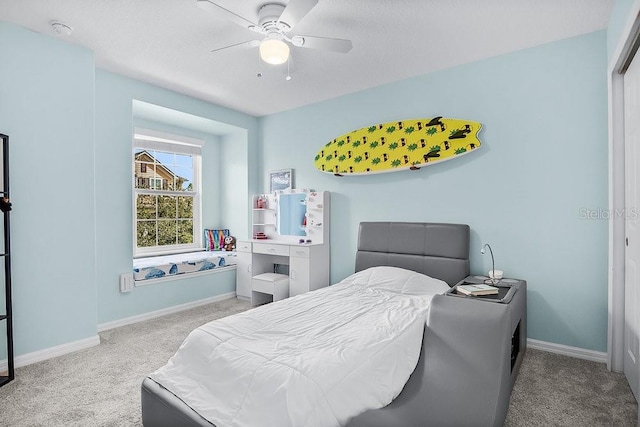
134,265,236,287
133,250,237,284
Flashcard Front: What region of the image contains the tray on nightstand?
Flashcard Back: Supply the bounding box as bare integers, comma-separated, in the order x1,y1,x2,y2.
447,276,521,304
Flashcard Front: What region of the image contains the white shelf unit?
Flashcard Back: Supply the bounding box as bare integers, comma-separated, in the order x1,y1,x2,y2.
236,191,330,301
251,193,277,239
302,191,328,245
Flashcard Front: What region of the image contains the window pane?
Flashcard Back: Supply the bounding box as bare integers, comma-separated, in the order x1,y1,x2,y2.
136,195,156,219
176,153,192,167
154,151,174,167
137,221,157,247
134,138,199,253
177,196,193,219
134,149,153,190
158,220,177,246
178,220,193,244
158,195,176,219
174,166,193,191
152,151,175,190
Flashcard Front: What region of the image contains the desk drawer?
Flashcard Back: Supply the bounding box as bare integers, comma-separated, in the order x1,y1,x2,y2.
236,241,252,253
290,246,310,258
253,242,289,256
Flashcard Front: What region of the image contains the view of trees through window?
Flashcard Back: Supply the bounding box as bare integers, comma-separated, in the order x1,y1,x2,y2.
134,148,196,249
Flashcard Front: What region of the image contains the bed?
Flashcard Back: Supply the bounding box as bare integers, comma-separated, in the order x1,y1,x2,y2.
141,222,526,427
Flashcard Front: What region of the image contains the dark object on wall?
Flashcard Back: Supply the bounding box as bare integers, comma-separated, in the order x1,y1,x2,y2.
0,133,13,387
0,198,11,213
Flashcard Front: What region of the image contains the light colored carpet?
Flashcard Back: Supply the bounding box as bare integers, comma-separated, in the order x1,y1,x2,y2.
0,297,636,426
0,298,250,427
506,349,637,426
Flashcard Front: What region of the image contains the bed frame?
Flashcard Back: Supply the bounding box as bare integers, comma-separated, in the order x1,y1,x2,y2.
141,222,526,427
348,222,526,427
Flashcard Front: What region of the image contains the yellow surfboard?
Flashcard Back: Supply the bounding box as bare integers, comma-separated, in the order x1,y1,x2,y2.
314,117,482,175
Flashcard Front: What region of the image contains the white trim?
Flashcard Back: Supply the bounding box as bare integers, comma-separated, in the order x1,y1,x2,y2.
97,291,237,332
132,134,203,256
0,335,100,371
528,338,608,364
133,248,208,259
608,54,627,372
133,264,236,287
134,127,205,148
608,0,640,373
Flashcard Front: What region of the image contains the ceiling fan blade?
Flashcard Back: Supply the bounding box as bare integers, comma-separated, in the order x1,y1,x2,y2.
196,0,257,29
292,35,353,53
211,40,261,53
278,0,318,30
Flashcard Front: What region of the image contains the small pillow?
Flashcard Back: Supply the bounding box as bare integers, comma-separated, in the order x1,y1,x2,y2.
204,229,229,251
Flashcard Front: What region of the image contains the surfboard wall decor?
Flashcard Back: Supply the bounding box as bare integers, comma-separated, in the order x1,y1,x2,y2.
314,117,482,176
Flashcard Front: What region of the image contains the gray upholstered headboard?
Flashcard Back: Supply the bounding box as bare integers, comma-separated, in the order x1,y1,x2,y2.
355,222,470,286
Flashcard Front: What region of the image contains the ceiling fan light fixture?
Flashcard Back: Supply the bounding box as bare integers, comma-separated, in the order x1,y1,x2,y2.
259,38,290,65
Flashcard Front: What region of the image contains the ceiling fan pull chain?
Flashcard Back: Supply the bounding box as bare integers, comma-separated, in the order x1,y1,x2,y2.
257,51,262,78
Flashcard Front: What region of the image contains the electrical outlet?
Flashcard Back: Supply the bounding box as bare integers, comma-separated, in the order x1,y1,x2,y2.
119,272,134,293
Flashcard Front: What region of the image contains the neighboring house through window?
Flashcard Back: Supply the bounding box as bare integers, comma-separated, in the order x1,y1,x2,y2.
133,128,203,256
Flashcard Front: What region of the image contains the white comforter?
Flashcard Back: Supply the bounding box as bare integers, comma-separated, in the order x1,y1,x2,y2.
149,266,450,427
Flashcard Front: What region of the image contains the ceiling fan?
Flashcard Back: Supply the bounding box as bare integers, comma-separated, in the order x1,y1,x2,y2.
196,0,353,66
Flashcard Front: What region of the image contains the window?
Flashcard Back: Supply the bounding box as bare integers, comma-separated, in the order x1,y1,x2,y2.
150,178,163,190
133,129,203,256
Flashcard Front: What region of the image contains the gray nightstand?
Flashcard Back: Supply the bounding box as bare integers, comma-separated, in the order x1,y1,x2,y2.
417,275,527,426
447,275,525,304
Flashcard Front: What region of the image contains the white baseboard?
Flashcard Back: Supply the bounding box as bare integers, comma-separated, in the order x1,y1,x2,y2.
527,338,608,363
97,291,237,332
0,335,100,371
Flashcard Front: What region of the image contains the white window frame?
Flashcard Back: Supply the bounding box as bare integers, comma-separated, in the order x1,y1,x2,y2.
133,128,203,257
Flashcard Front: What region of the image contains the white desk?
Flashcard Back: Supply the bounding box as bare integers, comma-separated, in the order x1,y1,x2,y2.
236,240,330,300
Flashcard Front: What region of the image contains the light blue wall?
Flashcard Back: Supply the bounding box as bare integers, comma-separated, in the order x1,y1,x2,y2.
608,0,635,61
0,23,97,354
0,21,260,357
260,31,609,352
0,17,614,357
94,70,259,324
221,132,251,240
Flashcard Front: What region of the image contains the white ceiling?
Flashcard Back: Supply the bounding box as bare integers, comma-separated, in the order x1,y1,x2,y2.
0,0,614,117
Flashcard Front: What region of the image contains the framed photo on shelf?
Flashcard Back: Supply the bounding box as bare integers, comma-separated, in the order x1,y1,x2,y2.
269,169,293,193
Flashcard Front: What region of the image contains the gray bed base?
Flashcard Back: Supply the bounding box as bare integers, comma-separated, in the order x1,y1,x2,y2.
141,222,526,427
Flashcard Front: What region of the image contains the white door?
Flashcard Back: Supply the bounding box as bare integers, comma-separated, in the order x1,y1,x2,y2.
624,50,640,400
